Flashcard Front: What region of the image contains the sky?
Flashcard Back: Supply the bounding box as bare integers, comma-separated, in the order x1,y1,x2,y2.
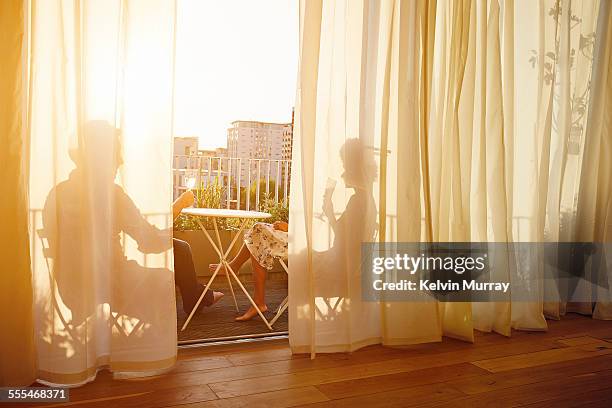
173,0,299,150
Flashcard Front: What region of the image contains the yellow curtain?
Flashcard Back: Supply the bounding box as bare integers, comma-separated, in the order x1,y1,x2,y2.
576,0,612,320
0,0,37,386
27,0,178,386
289,0,604,355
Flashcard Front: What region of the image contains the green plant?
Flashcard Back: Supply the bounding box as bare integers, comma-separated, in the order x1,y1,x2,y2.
195,178,224,210
259,196,289,223
173,179,290,232
239,179,287,210
173,178,230,231
173,213,199,232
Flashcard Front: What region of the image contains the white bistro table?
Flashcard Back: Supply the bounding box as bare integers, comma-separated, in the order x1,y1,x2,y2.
180,208,271,331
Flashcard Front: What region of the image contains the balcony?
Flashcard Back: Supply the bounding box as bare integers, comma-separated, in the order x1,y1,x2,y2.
173,155,291,211
173,155,291,343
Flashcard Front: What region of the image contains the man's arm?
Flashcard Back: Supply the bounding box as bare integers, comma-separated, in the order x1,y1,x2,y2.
173,190,194,221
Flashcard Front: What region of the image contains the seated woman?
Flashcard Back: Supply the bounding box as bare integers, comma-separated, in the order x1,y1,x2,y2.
210,220,288,321
173,190,224,313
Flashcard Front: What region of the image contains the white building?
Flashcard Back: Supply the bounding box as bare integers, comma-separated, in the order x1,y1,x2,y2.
173,137,233,201
282,123,293,161
227,120,291,188
282,109,294,161
173,136,199,168
173,137,199,199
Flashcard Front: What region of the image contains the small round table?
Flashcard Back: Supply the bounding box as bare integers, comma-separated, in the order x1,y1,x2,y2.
179,208,271,331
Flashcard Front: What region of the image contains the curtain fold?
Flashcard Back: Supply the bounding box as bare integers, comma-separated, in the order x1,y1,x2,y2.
576,0,612,320
27,0,178,386
0,0,37,387
290,0,606,355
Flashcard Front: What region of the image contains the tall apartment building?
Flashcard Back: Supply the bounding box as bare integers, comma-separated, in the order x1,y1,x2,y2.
227,120,291,187
282,123,293,161
282,108,295,161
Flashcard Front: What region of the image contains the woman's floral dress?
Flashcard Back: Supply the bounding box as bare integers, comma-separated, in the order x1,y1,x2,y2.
243,223,288,270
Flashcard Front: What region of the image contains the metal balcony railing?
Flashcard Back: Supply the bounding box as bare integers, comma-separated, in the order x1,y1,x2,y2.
173,155,291,211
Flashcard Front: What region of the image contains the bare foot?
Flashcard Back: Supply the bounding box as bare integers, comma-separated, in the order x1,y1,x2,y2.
211,291,224,305
186,291,224,313
235,305,268,321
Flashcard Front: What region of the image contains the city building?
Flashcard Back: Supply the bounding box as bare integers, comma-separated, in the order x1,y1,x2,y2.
227,120,291,188
198,149,216,158
227,121,285,160
173,136,199,169
173,137,232,201
173,137,199,199
172,115,294,205
282,109,294,161
282,123,293,161
197,148,226,176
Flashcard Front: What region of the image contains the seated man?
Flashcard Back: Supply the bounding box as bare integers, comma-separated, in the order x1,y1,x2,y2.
43,120,222,323
173,190,224,313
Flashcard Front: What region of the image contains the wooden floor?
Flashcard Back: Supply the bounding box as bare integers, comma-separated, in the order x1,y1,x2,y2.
177,278,288,342
32,314,612,407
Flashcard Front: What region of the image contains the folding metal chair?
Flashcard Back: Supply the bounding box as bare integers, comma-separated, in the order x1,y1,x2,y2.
269,257,289,327
37,229,82,342
38,229,140,338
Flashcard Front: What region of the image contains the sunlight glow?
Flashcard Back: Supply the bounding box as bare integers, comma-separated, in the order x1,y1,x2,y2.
185,177,196,189
173,0,298,149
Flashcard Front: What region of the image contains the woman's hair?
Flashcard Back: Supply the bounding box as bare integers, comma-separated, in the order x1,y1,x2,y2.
340,138,377,188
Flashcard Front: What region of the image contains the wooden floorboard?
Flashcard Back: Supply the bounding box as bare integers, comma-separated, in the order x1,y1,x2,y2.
472,338,612,372
27,314,612,408
521,387,612,408
177,278,288,342
416,369,612,408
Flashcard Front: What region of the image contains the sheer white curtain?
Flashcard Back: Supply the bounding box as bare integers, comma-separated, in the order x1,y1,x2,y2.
290,0,604,355
28,0,177,385
576,0,612,320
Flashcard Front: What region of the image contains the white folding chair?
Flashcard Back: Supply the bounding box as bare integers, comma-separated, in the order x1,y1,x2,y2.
38,229,141,338
269,257,289,327
37,229,82,342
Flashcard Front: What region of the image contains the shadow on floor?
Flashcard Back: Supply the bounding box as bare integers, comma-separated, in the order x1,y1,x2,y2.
176,277,288,342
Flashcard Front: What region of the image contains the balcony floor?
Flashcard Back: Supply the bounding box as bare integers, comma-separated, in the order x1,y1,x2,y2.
177,276,288,342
